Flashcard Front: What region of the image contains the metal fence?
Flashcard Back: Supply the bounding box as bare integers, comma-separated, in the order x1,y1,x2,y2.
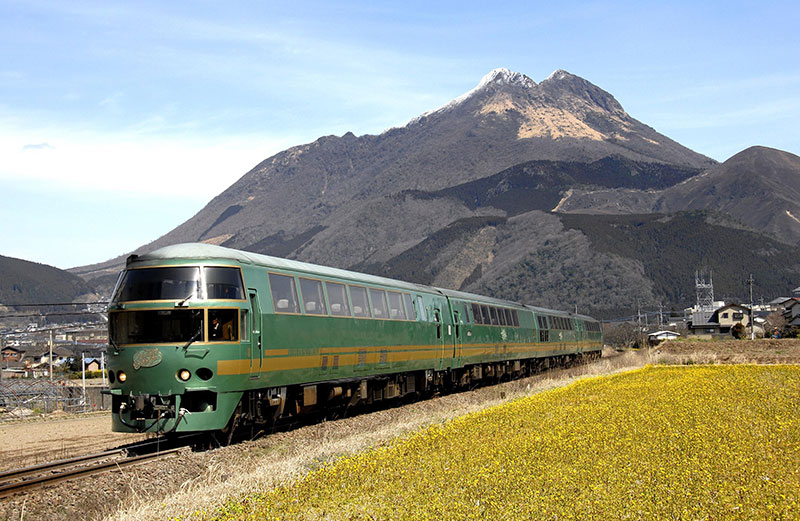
0,379,110,419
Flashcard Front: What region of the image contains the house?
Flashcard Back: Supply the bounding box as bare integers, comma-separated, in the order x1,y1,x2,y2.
648,330,681,344
84,359,101,372
1,346,24,364
783,299,800,328
688,304,758,338
793,286,800,297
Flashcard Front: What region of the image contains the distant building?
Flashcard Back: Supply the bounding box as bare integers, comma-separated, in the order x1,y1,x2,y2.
793,286,800,297
648,330,681,344
784,299,800,328
1,346,24,364
688,304,758,338
84,359,101,372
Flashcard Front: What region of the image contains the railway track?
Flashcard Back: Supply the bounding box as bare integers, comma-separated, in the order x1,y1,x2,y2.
0,446,181,498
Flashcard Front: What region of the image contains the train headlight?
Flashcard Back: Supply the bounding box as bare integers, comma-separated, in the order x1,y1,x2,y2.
118,371,127,383
178,369,191,382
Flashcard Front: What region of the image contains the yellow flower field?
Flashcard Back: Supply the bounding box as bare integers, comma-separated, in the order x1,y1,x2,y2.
212,365,800,520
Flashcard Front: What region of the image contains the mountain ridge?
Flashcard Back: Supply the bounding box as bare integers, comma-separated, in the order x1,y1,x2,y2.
66,69,800,315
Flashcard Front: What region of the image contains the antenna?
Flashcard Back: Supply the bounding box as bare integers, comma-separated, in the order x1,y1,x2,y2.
694,269,715,325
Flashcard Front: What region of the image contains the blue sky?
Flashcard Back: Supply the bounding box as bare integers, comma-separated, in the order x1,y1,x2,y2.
1,0,798,269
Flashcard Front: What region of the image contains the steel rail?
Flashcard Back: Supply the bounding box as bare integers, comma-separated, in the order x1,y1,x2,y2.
0,448,180,498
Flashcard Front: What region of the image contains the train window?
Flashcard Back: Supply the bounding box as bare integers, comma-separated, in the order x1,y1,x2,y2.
540,329,549,342
387,291,407,320
209,308,238,341
114,267,201,302
511,310,519,327
205,267,245,300
462,303,470,323
240,309,248,341
268,273,300,314
349,286,371,318
326,282,351,317
489,307,499,325
369,288,389,318
480,305,491,325
299,278,327,315
110,309,202,345
498,308,507,326
538,316,549,329
471,304,481,324
502,309,511,327
403,293,416,320
416,296,427,321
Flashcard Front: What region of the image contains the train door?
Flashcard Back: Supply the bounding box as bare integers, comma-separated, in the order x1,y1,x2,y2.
248,290,263,379
433,308,444,370
453,308,464,367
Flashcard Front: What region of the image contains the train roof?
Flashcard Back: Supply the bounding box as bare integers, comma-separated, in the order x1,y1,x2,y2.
134,243,596,321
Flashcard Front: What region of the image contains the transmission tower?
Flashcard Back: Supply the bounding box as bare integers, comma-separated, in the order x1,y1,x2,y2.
694,270,715,325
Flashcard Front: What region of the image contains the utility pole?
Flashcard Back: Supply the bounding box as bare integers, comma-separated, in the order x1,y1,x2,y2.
748,274,755,340
81,352,86,410
658,302,664,328
49,329,54,381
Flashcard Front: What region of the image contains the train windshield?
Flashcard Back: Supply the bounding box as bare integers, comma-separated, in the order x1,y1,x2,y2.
110,309,203,345
113,267,201,302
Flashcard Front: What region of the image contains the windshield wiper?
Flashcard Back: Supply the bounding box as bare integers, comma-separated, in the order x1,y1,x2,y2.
175,290,196,307
181,328,203,351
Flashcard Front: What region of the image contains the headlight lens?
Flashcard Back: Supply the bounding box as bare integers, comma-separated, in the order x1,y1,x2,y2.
178,369,191,381
118,371,127,383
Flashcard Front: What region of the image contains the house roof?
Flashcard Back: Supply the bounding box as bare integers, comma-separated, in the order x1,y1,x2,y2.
648,330,681,337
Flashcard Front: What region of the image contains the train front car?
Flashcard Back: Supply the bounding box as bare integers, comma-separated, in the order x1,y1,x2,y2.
105,247,247,434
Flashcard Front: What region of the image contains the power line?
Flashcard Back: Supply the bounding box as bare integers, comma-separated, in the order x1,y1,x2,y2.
0,311,108,319
0,301,110,308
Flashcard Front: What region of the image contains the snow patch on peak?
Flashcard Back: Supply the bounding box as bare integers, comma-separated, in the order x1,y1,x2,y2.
477,68,536,90
400,68,536,128
544,69,573,81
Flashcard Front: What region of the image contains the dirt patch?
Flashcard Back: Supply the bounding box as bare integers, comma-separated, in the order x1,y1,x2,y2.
0,413,147,471
653,338,800,364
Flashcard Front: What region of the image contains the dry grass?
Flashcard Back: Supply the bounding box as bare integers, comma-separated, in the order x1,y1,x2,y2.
107,349,647,521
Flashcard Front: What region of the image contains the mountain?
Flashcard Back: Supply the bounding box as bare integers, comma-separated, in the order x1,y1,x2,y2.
74,68,713,276
71,68,800,316
0,255,99,318
556,146,800,246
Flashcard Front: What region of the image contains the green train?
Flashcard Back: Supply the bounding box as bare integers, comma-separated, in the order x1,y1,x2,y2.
105,243,602,436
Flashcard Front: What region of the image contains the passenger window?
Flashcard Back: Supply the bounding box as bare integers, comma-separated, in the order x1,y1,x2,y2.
489,307,499,325
387,291,407,320
481,305,491,325
416,296,427,321
369,288,389,318
512,310,519,327
462,303,470,323
403,293,416,320
326,282,351,317
209,308,238,341
269,273,300,314
498,308,507,326
299,278,327,315
205,267,245,300
472,303,482,324
349,286,371,318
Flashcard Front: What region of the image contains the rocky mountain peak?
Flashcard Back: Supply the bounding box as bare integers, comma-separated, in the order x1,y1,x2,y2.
476,68,537,90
